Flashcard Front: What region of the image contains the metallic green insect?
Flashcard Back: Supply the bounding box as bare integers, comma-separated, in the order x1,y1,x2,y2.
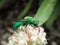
13,16,39,30
24,16,39,25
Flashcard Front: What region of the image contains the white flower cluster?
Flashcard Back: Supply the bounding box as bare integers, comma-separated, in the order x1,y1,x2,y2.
7,25,47,45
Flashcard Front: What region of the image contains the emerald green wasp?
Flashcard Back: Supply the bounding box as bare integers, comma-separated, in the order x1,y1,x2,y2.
13,16,39,30
24,16,39,25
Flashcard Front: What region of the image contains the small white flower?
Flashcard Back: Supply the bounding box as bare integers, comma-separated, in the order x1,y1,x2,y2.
31,35,37,42
19,40,27,45
7,25,47,45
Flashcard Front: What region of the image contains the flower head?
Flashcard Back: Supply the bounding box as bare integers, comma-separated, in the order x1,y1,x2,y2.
7,25,47,45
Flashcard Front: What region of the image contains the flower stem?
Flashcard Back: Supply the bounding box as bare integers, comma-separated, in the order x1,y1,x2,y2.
17,0,33,20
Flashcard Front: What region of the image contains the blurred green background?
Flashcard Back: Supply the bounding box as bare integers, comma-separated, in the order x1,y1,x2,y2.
0,0,60,45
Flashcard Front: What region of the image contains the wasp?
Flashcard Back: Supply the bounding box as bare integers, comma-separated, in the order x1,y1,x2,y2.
13,16,39,30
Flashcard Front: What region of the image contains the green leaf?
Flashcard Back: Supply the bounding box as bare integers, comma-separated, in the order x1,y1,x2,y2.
39,0,44,6
34,0,57,26
45,0,60,29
